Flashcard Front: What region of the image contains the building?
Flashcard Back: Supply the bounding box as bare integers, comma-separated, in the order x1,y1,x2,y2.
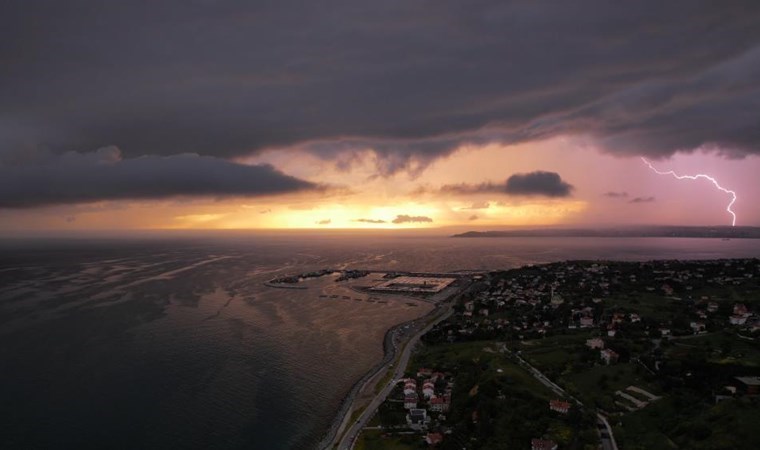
372,276,455,294
429,394,451,412
531,438,558,450
601,349,620,365
733,303,749,316
404,393,418,409
735,376,760,396
403,379,417,396
407,408,428,430
690,321,706,333
549,399,571,414
422,381,436,398
580,316,594,328
417,368,433,377
586,338,604,350
425,432,443,446
730,315,747,325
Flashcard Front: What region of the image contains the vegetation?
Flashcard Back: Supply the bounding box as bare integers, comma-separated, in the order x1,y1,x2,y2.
369,259,760,449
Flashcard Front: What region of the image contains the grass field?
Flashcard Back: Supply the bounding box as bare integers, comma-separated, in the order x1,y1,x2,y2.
355,430,420,450
518,332,595,374
560,363,660,411
666,331,760,367
409,341,554,400
618,396,760,450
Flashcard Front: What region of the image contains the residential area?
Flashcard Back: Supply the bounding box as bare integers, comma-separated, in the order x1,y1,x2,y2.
355,259,760,449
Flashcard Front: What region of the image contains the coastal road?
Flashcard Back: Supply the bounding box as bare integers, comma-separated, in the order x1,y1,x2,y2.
334,304,454,450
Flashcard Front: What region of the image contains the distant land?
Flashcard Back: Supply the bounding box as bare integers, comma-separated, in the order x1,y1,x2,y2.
453,226,760,239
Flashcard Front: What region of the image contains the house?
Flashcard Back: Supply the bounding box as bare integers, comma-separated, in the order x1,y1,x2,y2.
659,328,671,337
403,379,417,396
531,438,558,450
407,409,428,430
607,329,617,338
425,432,443,446
464,301,475,312
600,349,619,365
690,321,706,333
479,308,489,316
735,376,760,396
586,338,604,350
730,315,747,325
404,393,418,409
707,302,719,313
417,368,433,378
431,371,446,381
422,381,436,398
429,395,451,412
580,316,594,328
733,304,749,316
549,399,571,414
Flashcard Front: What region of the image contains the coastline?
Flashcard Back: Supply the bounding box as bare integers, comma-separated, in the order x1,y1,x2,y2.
316,311,423,449
317,280,475,450
316,324,395,448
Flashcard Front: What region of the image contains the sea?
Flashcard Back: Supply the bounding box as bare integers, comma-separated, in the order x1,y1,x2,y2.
1,232,759,449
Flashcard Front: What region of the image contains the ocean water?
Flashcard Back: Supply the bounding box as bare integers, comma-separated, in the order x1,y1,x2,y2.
1,233,759,449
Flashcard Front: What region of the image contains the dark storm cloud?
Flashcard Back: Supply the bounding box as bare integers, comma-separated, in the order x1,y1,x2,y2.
505,172,574,197
0,147,318,208
440,171,574,197
392,215,433,224
629,196,656,204
354,218,387,224
316,219,332,225
2,0,760,176
603,192,629,198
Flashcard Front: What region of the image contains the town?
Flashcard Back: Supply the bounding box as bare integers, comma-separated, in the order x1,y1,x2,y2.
354,258,760,449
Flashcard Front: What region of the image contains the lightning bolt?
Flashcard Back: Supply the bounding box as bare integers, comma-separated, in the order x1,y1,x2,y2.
641,157,737,226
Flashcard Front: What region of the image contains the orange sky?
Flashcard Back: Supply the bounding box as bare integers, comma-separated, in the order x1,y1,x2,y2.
2,136,758,231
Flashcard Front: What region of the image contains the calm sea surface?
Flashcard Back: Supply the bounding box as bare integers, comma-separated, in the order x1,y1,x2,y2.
1,234,759,449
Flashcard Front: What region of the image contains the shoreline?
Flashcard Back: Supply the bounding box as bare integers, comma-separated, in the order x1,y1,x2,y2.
315,308,429,450
317,280,475,450
317,298,440,450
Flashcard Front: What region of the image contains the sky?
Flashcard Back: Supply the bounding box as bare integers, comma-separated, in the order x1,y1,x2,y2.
2,1,760,231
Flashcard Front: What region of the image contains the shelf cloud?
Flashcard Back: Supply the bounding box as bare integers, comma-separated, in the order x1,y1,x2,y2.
2,1,759,177
0,147,318,208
